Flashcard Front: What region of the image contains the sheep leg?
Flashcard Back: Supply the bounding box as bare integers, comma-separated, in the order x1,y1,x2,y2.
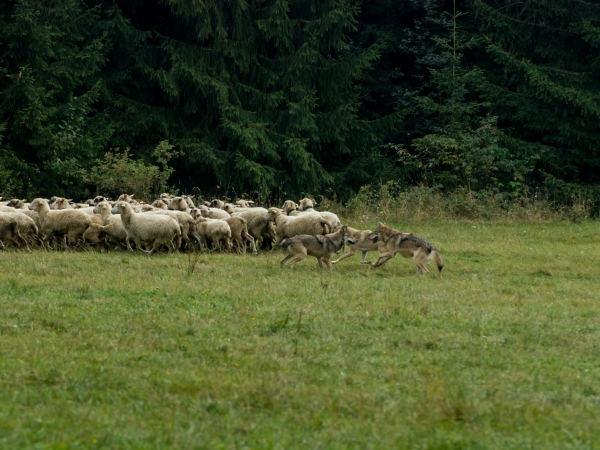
181,233,192,251
17,231,32,253
231,236,243,255
190,231,204,252
10,235,21,250
147,241,161,256
63,234,71,251
41,234,52,251
126,235,134,251
135,237,149,254
242,230,257,255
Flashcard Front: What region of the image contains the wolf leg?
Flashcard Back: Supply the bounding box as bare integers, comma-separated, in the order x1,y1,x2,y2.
372,252,394,267
360,251,371,264
287,254,307,267
280,253,294,267
331,249,356,264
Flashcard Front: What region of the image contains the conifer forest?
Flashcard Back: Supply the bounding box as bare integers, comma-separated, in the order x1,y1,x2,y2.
1,0,600,207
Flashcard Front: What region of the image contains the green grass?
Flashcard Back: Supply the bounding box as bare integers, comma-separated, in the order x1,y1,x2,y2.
1,220,599,449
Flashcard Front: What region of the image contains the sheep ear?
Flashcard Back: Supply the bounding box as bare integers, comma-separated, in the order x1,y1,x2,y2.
22,199,27,202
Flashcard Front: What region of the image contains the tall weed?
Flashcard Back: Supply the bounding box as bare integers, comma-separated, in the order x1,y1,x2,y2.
333,182,594,225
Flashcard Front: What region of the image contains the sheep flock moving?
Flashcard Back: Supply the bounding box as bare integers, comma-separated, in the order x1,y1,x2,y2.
0,194,344,259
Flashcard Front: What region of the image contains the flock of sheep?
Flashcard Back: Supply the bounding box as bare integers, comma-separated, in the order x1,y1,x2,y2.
0,194,343,257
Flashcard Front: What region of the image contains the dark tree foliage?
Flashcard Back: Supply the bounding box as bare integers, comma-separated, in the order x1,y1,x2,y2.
0,0,112,197
1,0,599,202
470,0,600,187
93,0,393,200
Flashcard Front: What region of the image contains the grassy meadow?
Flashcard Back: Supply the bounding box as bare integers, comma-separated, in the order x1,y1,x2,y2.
0,220,599,449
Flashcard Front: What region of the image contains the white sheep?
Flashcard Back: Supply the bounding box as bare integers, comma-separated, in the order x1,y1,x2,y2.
112,201,181,255
230,207,274,249
93,202,128,249
117,194,135,203
6,199,30,209
282,198,341,229
264,207,332,247
191,208,255,255
151,199,169,210
182,195,196,208
195,217,232,251
168,197,191,213
146,209,203,250
199,205,230,220
50,197,73,210
210,199,226,209
235,199,254,208
29,198,111,250
0,213,30,251
5,212,38,252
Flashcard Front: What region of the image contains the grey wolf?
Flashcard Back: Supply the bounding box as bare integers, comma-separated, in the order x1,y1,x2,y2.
280,225,357,268
369,222,443,274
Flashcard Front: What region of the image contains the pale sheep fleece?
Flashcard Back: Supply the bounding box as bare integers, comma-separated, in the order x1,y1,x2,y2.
113,201,181,255
93,202,128,248
29,198,110,249
264,207,332,246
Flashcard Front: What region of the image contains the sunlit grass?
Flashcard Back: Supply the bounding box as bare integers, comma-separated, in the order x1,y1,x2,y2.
0,220,599,448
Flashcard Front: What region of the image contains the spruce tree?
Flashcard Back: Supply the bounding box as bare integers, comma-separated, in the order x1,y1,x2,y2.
470,0,600,187
101,0,389,199
0,0,112,197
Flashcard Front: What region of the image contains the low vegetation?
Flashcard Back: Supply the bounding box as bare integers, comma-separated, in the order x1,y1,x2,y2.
1,220,598,448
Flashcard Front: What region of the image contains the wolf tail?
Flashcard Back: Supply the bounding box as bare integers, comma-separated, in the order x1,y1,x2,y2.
279,238,291,249
432,248,444,272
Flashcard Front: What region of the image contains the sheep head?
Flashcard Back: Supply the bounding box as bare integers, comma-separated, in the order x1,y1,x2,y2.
299,198,317,211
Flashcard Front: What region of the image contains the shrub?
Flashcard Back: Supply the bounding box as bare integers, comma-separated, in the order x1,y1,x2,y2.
86,141,179,201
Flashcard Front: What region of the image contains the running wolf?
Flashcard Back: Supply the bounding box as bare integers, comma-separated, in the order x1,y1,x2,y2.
368,222,444,274
280,225,357,269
